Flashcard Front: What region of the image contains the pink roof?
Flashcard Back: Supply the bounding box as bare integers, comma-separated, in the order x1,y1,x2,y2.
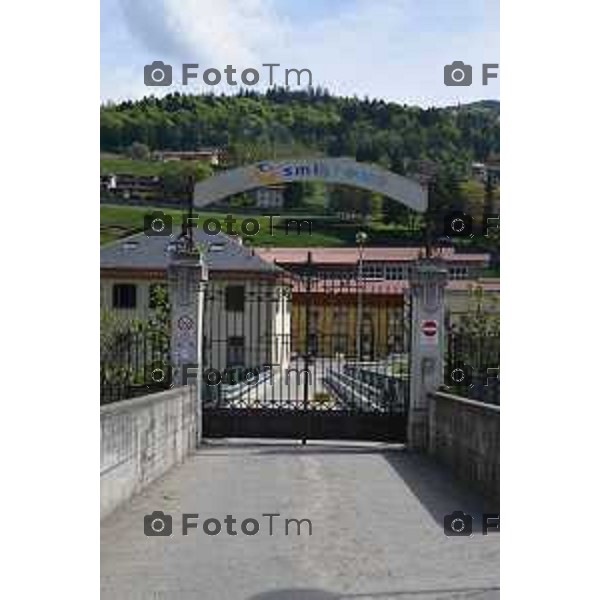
255,247,489,264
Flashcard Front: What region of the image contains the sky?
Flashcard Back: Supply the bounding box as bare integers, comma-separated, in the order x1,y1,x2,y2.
101,0,499,107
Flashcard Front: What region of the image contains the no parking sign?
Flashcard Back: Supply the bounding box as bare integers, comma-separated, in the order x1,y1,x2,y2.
177,315,196,332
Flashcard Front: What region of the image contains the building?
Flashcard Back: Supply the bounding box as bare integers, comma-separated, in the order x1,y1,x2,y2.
471,161,500,187
152,148,224,166
253,185,285,209
254,247,491,281
100,173,162,200
101,229,291,373
290,277,499,359
102,235,498,370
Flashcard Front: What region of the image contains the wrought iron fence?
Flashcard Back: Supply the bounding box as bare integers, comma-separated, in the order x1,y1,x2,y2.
100,325,171,405
200,273,413,441
445,320,500,405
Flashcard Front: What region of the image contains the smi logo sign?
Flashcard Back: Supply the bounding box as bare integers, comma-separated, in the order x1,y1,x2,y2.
253,159,387,188
194,157,428,212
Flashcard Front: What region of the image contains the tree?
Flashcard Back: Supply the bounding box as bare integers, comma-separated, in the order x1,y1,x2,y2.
382,198,419,231
484,178,500,216
101,91,500,177
481,179,500,270
127,141,150,160
459,178,486,226
160,161,211,201
425,171,468,238
328,185,361,219
283,182,304,209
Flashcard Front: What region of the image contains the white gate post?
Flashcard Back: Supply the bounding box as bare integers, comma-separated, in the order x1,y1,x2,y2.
408,259,448,450
167,239,208,446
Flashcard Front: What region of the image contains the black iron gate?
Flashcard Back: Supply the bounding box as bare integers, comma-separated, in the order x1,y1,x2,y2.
202,267,411,441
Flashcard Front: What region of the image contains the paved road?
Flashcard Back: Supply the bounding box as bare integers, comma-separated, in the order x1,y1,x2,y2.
101,440,499,600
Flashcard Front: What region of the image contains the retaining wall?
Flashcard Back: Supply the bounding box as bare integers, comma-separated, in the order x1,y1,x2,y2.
101,386,197,519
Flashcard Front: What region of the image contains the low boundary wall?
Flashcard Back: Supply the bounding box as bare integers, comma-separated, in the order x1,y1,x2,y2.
101,385,197,519
429,391,499,508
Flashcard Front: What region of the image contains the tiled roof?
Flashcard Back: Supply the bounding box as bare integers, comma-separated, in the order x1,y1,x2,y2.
101,229,281,274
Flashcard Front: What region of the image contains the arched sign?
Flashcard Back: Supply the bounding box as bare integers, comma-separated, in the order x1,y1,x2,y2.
193,157,427,212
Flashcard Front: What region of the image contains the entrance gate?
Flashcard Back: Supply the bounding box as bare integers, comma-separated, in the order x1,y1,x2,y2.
201,262,411,442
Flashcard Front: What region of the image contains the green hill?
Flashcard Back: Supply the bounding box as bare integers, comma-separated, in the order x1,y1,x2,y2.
101,89,499,174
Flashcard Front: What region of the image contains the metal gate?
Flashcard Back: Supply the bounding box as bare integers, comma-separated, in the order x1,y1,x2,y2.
201,265,411,441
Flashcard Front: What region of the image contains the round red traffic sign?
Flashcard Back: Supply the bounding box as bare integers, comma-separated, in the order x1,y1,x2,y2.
421,320,438,337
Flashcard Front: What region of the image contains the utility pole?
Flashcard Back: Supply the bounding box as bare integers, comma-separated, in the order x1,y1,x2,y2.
355,231,367,361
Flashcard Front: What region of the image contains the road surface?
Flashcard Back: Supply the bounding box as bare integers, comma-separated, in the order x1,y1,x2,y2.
101,440,499,599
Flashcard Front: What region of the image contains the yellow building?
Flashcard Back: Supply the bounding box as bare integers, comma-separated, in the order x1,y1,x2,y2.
291,278,499,359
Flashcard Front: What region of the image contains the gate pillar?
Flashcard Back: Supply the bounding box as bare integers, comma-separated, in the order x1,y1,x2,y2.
167,238,208,446
408,259,448,450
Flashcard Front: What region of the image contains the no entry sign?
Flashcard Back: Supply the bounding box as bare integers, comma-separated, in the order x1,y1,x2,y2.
421,320,437,336
420,319,438,344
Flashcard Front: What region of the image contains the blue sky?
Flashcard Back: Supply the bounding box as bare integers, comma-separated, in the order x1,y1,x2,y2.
101,0,499,106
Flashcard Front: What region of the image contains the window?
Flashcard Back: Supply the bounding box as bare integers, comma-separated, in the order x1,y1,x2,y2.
149,284,168,309
363,264,383,279
225,285,245,312
386,266,405,280
112,283,137,309
226,337,245,366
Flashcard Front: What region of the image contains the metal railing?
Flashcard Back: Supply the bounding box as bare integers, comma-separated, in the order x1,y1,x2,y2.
100,326,170,405
445,323,500,405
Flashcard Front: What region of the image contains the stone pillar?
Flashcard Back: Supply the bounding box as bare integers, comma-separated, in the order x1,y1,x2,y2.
167,239,208,446
408,259,448,451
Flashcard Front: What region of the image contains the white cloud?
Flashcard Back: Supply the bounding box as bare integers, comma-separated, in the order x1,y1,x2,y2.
103,0,499,105
120,0,285,64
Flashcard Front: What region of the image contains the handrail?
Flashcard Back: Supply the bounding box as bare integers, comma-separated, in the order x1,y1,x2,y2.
429,390,500,413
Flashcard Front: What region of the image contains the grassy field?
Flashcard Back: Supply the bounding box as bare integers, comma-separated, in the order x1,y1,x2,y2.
100,155,212,179
100,204,428,247
101,204,500,257
99,156,424,247
101,157,165,176
100,204,350,246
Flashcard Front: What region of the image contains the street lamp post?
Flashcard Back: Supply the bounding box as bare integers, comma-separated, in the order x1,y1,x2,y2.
355,231,367,361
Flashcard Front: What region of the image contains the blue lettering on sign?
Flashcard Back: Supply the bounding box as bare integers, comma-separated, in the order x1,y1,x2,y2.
254,160,388,187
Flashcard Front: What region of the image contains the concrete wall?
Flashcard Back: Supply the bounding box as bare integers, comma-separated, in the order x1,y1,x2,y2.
101,386,197,519
429,391,499,509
